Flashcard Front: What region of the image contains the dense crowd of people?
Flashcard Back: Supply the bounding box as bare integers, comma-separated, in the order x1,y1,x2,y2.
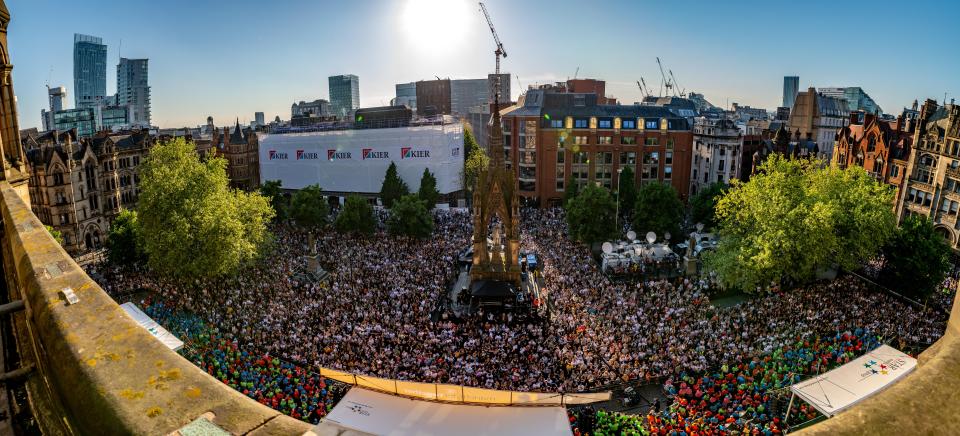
88,207,956,431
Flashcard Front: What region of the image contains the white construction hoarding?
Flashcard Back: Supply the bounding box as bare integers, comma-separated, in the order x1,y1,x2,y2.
258,124,464,194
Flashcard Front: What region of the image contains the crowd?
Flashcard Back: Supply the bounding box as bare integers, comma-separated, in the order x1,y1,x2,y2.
88,207,955,431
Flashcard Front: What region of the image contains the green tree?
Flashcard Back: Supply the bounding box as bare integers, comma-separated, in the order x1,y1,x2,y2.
463,135,489,191
418,168,440,207
705,155,895,292
563,175,580,208
290,184,329,252
380,161,409,208
138,137,274,278
632,182,683,241
260,179,288,221
689,182,727,230
106,209,144,265
617,166,638,219
566,183,617,244
335,195,376,236
45,225,64,246
879,215,952,299
387,194,434,238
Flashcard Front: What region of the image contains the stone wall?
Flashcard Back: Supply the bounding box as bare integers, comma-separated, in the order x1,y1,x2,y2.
0,181,312,435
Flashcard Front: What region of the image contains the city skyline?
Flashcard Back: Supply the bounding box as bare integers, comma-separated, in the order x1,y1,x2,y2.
8,0,959,129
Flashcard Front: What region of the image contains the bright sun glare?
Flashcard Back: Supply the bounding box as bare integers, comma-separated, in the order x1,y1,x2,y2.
400,0,472,54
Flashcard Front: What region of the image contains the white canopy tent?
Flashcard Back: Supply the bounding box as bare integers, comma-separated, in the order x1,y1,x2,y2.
788,344,916,418
320,388,573,436
120,302,184,351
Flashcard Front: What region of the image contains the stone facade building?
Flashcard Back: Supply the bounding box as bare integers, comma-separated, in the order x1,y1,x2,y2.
834,107,918,205
691,117,742,196
22,129,153,253
896,99,960,248
209,117,260,190
787,87,849,159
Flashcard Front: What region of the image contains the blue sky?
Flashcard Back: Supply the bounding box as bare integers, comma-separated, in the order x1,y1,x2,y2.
8,0,959,129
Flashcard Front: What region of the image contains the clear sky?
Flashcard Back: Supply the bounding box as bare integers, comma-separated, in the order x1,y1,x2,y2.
8,0,959,129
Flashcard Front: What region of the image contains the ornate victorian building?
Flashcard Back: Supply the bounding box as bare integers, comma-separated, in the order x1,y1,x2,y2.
834,105,918,205
896,99,960,248
0,1,28,200
209,117,260,190
22,129,153,253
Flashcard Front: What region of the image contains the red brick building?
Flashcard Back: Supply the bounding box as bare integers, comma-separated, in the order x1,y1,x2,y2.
500,89,693,207
834,108,918,205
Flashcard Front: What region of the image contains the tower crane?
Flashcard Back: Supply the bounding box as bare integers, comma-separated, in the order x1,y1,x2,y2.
656,57,673,97
479,2,507,106
669,70,685,97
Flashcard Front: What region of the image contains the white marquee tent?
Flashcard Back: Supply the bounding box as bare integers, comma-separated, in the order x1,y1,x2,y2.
789,344,916,418
120,302,184,351
320,388,573,436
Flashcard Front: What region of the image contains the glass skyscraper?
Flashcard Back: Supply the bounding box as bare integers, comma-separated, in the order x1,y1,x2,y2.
328,74,360,119
782,76,799,109
73,34,107,109
117,58,151,127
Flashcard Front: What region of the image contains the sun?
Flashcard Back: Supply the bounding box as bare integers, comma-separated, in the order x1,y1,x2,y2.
400,0,472,55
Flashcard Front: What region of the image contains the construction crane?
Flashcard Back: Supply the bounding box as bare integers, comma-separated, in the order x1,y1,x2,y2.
656,57,673,97
669,70,685,97
479,2,506,106
636,80,649,99
573,66,579,80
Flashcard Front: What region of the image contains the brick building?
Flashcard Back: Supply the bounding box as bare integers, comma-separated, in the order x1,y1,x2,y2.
209,117,261,190
896,99,960,248
22,129,153,253
834,107,918,205
501,88,692,207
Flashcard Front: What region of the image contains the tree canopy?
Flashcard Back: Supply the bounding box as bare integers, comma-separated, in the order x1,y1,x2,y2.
463,134,489,192
417,168,440,207
563,175,580,208
387,194,434,238
380,162,410,208
632,182,683,241
879,215,953,299
689,182,727,230
106,208,144,266
45,225,64,246
705,155,896,292
290,184,329,230
617,166,638,219
138,137,274,278
335,195,376,236
566,183,617,244
260,179,288,222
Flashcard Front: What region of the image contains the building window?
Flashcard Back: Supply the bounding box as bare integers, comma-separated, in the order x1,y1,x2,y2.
622,136,637,145
598,119,612,129
622,119,636,129
645,137,659,146
620,152,637,165
595,152,613,188
665,151,673,165
574,119,588,128
890,165,900,178
550,119,563,128
644,152,660,165
645,120,658,129
718,160,725,171
598,136,612,145
574,136,589,145
666,138,675,149
664,166,672,179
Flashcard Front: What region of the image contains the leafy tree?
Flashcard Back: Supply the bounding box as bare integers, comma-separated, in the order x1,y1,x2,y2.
387,194,434,238
879,215,952,299
689,182,727,230
563,175,580,208
633,182,683,241
617,166,638,218
106,209,144,265
705,155,895,292
138,137,274,278
45,225,64,246
566,183,617,244
380,161,409,208
335,195,376,236
290,184,329,252
463,135,489,191
417,168,440,208
260,179,288,221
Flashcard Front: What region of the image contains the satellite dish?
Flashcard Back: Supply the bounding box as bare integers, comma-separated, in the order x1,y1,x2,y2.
664,232,671,242
645,232,656,244
601,242,613,254
626,230,637,241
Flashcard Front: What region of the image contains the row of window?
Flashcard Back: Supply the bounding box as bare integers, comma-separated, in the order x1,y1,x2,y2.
559,136,674,147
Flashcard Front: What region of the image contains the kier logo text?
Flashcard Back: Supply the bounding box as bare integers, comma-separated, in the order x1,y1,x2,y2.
327,150,352,160
401,147,430,159
268,150,288,160
296,150,319,160
362,149,390,160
